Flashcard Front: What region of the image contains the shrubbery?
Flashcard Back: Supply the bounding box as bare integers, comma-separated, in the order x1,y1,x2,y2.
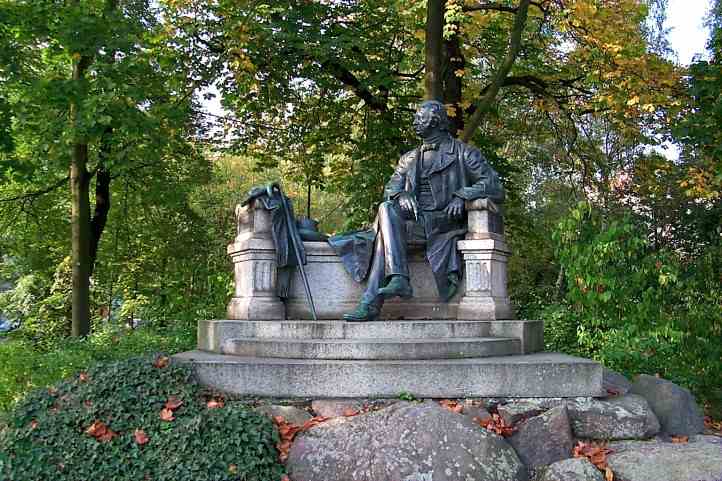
0,355,284,481
544,202,722,413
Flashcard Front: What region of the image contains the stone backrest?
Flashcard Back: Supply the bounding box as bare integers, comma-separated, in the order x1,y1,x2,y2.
227,198,513,321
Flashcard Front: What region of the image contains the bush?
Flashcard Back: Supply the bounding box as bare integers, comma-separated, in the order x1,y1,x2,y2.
547,202,722,413
0,356,284,481
0,323,195,413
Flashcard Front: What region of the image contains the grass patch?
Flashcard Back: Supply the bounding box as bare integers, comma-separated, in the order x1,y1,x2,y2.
0,324,195,414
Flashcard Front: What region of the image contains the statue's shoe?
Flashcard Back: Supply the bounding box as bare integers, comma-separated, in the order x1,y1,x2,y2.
343,303,380,322
378,276,413,299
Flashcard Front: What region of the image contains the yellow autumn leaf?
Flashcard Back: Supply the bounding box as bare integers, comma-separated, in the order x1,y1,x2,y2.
454,69,465,78
446,105,457,118
626,96,640,106
642,103,655,113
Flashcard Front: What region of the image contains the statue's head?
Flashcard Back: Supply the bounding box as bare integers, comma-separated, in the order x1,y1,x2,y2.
413,100,449,138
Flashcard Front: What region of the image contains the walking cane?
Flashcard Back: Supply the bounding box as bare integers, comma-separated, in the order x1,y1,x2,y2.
271,183,318,321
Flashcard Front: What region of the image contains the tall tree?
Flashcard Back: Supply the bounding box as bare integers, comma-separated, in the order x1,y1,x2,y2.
170,0,682,226
0,0,207,335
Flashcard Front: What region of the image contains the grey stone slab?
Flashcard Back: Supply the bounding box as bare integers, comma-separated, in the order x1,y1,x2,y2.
174,351,604,398
197,319,543,353
220,336,521,360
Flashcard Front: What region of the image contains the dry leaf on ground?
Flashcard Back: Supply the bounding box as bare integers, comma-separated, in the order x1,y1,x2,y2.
85,420,118,443
159,407,175,422
153,356,170,368
438,399,464,414
164,396,183,411
477,413,515,437
133,429,149,445
574,441,614,480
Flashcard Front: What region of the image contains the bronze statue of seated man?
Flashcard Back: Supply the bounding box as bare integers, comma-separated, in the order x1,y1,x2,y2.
339,100,505,322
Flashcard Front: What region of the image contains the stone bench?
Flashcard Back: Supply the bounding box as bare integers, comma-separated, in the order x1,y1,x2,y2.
226,198,514,321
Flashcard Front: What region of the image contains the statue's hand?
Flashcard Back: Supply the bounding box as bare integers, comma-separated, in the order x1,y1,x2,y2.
444,196,465,220
397,192,418,221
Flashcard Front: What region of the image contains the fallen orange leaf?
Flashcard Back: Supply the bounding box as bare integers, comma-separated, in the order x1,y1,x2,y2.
30,420,38,430
342,408,360,417
78,372,89,383
574,441,614,478
671,435,689,443
207,398,225,409
85,420,117,443
164,396,183,411
159,408,175,422
133,429,149,445
477,413,515,437
439,399,464,414
153,356,170,369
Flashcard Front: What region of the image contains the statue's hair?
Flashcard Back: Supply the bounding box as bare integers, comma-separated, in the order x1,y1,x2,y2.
419,100,450,132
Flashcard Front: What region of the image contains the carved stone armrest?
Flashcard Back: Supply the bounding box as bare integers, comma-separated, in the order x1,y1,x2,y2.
465,198,504,240
234,199,273,245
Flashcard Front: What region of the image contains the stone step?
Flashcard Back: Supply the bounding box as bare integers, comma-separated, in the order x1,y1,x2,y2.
220,336,521,360
174,350,604,398
198,319,544,354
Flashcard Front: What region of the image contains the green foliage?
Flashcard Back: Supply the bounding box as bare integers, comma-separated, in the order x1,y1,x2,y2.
0,325,194,414
546,202,722,409
0,355,283,481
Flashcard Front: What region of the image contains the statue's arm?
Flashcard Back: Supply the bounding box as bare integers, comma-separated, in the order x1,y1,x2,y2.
384,150,416,200
454,147,505,204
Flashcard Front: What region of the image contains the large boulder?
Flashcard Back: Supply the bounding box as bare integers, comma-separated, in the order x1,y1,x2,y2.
536,458,605,481
606,436,722,481
630,374,704,436
508,406,574,471
567,394,660,440
287,401,528,481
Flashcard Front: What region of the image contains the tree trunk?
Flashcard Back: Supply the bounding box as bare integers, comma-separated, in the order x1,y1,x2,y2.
89,165,111,273
443,34,465,136
461,0,531,142
70,139,92,337
425,0,445,101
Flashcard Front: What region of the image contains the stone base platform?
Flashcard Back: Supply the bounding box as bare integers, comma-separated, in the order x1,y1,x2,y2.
174,350,604,398
198,319,545,355
179,318,603,398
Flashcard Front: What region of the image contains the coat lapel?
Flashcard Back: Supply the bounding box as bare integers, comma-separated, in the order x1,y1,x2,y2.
427,137,457,175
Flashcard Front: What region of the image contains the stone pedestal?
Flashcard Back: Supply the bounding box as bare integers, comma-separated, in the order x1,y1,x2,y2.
226,201,285,320
456,198,514,320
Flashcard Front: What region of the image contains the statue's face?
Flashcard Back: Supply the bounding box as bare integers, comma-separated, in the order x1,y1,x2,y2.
413,105,439,138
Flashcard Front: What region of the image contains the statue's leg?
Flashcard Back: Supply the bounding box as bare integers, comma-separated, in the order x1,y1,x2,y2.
344,200,409,321
363,200,408,303
377,200,409,279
